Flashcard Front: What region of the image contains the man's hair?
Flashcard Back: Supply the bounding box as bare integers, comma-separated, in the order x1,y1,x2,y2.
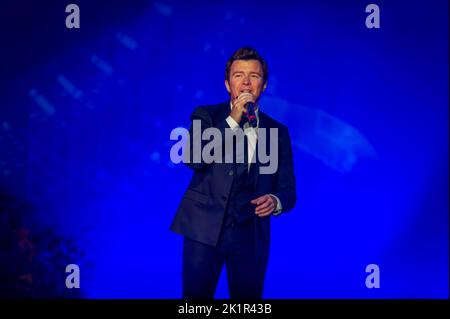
225,47,268,84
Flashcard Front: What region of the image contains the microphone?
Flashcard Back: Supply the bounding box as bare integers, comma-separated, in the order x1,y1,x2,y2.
245,102,258,128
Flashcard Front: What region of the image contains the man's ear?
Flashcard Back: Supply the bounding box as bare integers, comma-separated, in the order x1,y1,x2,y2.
224,80,231,94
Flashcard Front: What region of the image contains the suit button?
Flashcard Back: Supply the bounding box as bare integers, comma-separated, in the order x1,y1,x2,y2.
221,195,227,201
229,170,234,176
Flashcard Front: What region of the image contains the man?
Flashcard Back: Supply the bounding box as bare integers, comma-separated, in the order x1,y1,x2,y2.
170,47,296,299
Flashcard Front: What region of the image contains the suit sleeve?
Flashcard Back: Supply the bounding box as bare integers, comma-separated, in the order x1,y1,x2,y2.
184,106,232,171
273,126,297,213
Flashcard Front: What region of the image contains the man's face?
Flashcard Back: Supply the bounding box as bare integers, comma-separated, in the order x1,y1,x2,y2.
225,59,267,104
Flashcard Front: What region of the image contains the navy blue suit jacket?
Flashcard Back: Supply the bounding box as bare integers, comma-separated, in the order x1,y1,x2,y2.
170,102,296,256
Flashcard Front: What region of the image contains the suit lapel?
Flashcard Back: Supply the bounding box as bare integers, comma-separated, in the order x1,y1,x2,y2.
217,101,231,123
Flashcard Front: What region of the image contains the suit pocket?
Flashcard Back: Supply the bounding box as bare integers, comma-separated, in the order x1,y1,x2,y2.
184,188,209,204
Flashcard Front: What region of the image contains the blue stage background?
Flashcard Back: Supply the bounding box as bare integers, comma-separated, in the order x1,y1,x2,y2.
0,0,448,298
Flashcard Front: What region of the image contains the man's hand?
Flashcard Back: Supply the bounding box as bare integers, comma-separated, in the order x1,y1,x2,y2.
230,93,255,124
251,194,277,217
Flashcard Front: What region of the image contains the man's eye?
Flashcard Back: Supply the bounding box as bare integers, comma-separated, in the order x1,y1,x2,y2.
234,74,242,78
252,75,260,79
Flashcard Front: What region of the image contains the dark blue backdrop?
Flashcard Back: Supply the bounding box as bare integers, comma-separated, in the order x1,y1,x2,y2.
0,0,448,298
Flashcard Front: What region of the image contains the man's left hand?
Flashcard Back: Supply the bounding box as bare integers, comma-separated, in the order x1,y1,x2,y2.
251,195,277,217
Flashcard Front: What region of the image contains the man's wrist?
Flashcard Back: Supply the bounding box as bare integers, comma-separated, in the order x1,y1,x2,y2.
226,115,240,131
270,194,282,216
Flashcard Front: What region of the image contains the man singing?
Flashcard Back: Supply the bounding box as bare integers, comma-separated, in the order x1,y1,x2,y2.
171,47,296,299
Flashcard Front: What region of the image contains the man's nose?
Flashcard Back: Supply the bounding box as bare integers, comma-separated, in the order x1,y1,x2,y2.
242,76,250,85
